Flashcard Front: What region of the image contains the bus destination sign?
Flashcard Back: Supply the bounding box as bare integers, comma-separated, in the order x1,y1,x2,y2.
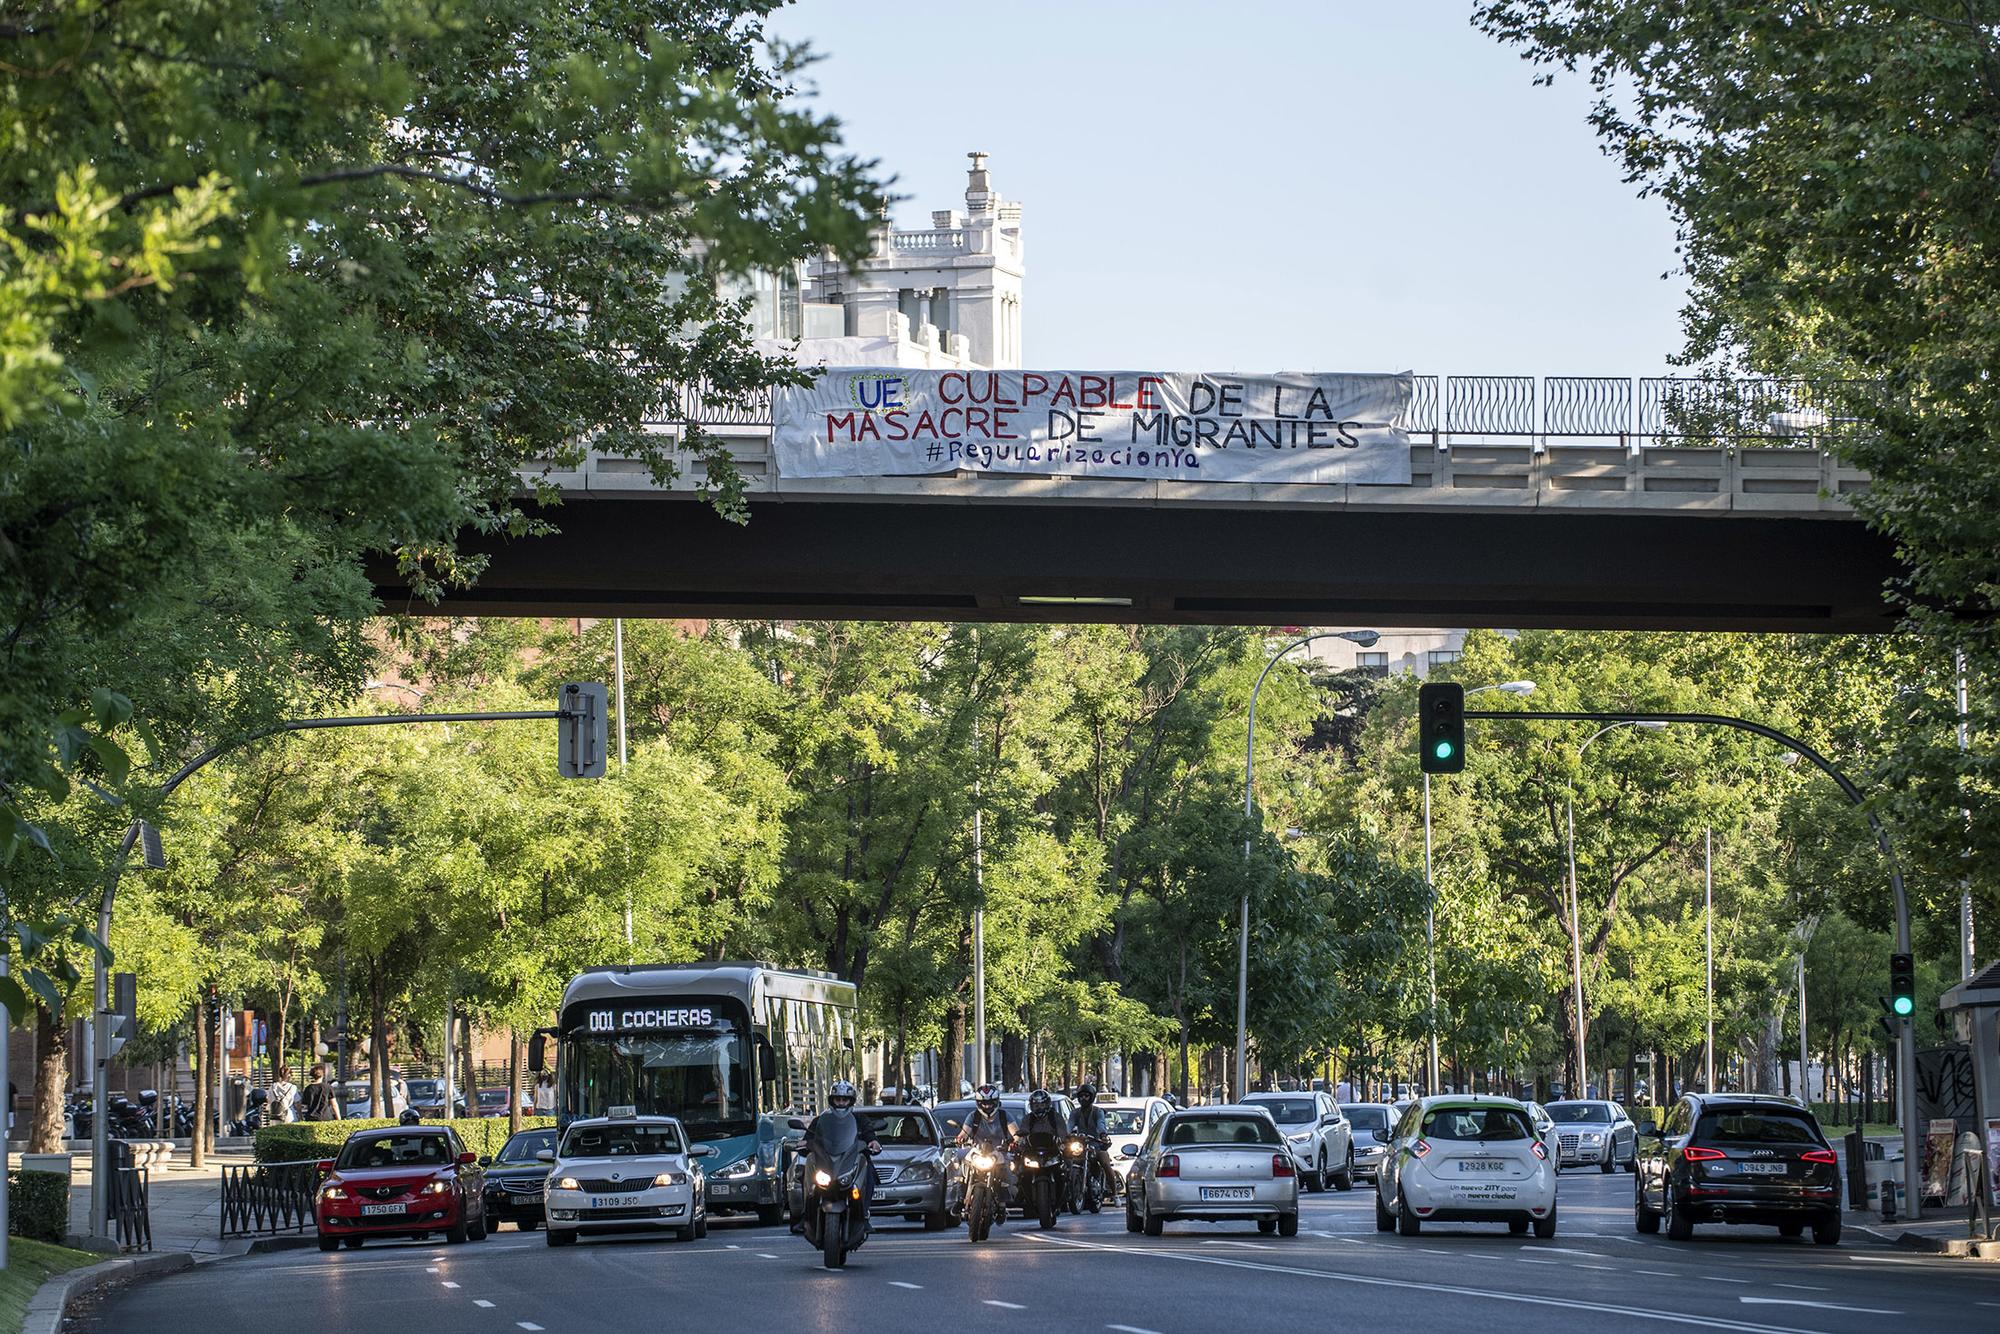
586,1006,717,1034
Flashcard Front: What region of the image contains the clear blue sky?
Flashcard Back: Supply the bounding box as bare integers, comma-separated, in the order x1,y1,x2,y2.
773,1,1686,377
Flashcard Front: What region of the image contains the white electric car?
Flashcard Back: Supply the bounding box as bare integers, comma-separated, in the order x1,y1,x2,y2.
1375,1096,1557,1238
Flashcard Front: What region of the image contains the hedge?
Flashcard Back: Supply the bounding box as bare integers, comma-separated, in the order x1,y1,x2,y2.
254,1117,555,1164
7,1170,69,1243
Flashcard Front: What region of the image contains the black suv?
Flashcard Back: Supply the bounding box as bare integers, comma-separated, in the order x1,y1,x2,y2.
1634,1094,1841,1245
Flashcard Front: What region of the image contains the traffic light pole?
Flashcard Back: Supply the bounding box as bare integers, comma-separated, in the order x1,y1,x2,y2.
89,695,595,1239
1465,708,1922,1219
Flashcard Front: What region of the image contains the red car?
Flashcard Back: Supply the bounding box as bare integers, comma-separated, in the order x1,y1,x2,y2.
315,1126,489,1251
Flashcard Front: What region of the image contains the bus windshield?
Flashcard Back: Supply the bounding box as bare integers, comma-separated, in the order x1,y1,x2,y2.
562,1030,754,1139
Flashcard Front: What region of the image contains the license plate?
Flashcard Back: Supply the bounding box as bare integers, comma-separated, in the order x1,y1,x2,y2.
1458,1160,1507,1173
1738,1162,1786,1175
593,1195,643,1207
510,1193,541,1204
1198,1187,1253,1201
359,1203,406,1216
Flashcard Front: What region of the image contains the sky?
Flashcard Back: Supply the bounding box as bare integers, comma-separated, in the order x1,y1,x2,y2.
772,0,1687,377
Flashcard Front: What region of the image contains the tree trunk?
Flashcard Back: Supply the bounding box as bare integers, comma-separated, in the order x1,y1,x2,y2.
1000,1033,1024,1090
941,1004,965,1104
200,996,220,1158
508,1029,524,1132
368,964,388,1118
460,1014,476,1113
29,1005,68,1154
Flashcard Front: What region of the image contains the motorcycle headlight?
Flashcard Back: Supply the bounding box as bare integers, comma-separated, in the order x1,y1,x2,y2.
813,1169,833,1187
1065,1141,1084,1156
555,1176,580,1191
969,1152,994,1170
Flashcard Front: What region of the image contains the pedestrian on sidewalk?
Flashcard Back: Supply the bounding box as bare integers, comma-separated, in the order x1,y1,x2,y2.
268,1065,299,1124
297,1064,339,1122
533,1072,555,1115
389,1069,409,1116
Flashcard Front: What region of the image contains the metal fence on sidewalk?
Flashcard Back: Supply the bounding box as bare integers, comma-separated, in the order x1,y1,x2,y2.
113,1165,152,1252
219,1159,320,1239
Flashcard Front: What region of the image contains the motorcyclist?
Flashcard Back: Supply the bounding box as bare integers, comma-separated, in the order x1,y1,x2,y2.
1068,1083,1117,1204
397,1107,423,1127
799,1080,880,1228
953,1083,1015,1224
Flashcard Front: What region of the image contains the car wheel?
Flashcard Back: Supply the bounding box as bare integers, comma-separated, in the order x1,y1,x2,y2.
546,1227,576,1247
1125,1201,1142,1234
318,1234,340,1253
1374,1189,1394,1233
1257,1217,1277,1235
517,1218,539,1232
1812,1213,1841,1247
1665,1185,1694,1241
1334,1149,1355,1192
1779,1222,1803,1238
1142,1195,1164,1238
1600,1146,1615,1174
1309,1151,1325,1193
675,1224,697,1242
1277,1212,1299,1238
343,1236,364,1249
1395,1189,1421,1236
1634,1176,1660,1234
1532,1202,1558,1239
469,1207,489,1242
755,1202,786,1227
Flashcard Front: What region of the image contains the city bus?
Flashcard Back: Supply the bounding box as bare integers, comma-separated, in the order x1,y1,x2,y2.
529,961,858,1223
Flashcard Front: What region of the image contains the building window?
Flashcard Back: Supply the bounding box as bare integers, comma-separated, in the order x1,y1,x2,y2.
1427,650,1461,670
1356,652,1389,677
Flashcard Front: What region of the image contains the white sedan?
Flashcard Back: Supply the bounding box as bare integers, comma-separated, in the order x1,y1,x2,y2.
1097,1096,1173,1184
1375,1096,1557,1238
541,1110,714,1246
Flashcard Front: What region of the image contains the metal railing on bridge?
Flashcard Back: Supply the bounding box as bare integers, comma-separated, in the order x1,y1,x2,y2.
219,1159,321,1239
648,374,1880,450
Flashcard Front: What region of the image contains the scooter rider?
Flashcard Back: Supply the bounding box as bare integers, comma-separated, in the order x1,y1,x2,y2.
954,1084,1016,1223
798,1080,881,1228
1069,1083,1117,1203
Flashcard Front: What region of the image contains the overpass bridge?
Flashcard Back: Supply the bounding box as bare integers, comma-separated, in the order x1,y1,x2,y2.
389,375,1901,632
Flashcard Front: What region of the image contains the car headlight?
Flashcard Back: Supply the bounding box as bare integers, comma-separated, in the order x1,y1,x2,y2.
813,1169,833,1187
720,1156,759,1179
420,1181,451,1195
1582,1132,1603,1142
902,1162,938,1183
321,1186,348,1200
652,1172,687,1187
1288,1132,1312,1143
555,1176,580,1191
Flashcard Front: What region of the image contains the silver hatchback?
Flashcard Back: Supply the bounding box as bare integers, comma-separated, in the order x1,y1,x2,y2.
1122,1106,1300,1237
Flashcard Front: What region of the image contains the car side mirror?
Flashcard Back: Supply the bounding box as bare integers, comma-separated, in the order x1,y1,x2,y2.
536,1149,555,1162
787,1117,808,1132
478,1156,492,1167
690,1145,717,1159
1119,1143,1138,1158
457,1151,477,1166
781,1136,805,1151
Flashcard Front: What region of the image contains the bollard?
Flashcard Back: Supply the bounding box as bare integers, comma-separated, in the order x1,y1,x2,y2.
1881,1173,1899,1224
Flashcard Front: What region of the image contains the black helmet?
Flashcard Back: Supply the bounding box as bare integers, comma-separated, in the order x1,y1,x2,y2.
1076,1082,1098,1105
1028,1089,1052,1114
397,1108,422,1126
974,1083,1000,1111
829,1079,857,1109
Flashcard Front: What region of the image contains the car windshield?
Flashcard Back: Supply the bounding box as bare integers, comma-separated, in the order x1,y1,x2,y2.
1546,1102,1611,1124
933,1100,1024,1140
868,1112,936,1146
1696,1108,1822,1145
478,1090,507,1106
1422,1107,1532,1142
496,1129,557,1165
405,1080,442,1100
1248,1098,1316,1125
1101,1108,1146,1134
1342,1106,1390,1132
338,1133,454,1169
1163,1115,1281,1147
560,1123,686,1158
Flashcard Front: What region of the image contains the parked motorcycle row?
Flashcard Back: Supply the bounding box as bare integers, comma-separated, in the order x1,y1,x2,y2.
66,1088,241,1140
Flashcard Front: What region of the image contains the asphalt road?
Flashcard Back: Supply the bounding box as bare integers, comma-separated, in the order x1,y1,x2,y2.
78,1170,2000,1334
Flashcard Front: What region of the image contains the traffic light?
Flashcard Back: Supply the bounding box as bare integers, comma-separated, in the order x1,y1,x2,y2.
558,681,608,778
1889,952,1916,1017
106,971,137,1061
1418,682,1466,774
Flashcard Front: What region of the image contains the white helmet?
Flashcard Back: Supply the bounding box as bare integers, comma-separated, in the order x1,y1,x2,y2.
829,1079,857,1109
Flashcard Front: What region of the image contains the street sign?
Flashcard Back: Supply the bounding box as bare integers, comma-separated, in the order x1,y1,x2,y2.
558,682,608,778
1418,682,1466,774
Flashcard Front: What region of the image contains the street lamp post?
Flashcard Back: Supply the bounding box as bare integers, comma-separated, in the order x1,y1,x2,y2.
1564,720,1666,1099
1421,681,1534,1093
1240,629,1379,1102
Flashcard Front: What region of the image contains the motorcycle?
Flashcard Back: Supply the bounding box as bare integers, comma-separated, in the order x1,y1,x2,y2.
798,1114,875,1270
1062,1134,1089,1213
1016,1130,1062,1229
960,1142,1006,1243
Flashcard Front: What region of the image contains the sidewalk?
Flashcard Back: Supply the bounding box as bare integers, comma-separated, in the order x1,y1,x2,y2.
1848,1203,2000,1259
11,1147,307,1261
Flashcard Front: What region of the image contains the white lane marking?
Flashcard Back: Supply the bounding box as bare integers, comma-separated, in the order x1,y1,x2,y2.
726,1243,741,1249
1200,1240,1270,1250
473,1300,495,1309
1108,1326,1165,1334
441,1281,461,1289
518,1326,544,1332
1772,1285,1828,1293
426,1266,440,1273
1703,1277,1751,1285
1024,1233,1829,1334
757,1252,779,1259
1532,1246,1607,1256
889,1281,923,1290
1517,1258,1558,1265
1741,1297,1898,1314
1634,1270,1675,1277
984,1300,1027,1310
1845,1255,1924,1265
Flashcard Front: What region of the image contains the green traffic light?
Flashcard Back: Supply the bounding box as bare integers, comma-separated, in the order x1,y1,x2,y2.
1892,995,1914,1016
1433,740,1454,761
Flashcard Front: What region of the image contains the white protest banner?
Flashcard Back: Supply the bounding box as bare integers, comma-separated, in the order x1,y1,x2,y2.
771,369,1412,484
